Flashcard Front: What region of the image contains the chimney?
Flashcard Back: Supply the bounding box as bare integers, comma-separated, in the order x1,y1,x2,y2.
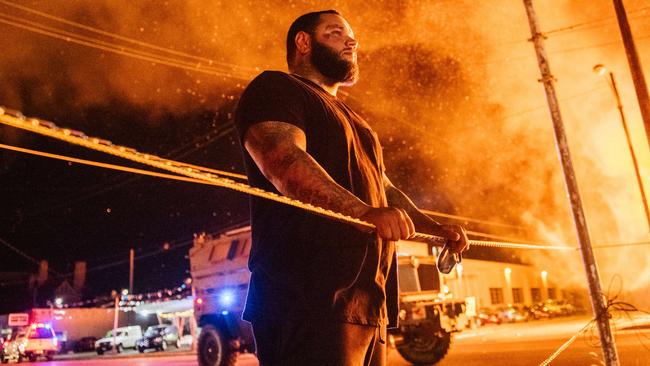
37,260,48,286
73,261,87,291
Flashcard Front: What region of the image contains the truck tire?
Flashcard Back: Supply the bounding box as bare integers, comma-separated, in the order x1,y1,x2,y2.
397,325,452,365
197,324,237,366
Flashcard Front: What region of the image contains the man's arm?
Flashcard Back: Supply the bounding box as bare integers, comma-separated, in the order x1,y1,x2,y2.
384,173,469,253
244,121,414,241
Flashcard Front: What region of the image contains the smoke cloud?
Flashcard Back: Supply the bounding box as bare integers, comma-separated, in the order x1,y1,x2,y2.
1,0,648,306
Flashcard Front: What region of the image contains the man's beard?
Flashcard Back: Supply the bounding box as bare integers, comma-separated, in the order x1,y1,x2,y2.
311,38,359,85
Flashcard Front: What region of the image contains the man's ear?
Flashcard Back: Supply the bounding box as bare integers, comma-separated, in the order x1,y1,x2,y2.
294,31,311,56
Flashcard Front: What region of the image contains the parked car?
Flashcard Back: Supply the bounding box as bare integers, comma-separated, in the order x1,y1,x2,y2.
73,336,97,353
95,326,143,354
0,336,5,362
22,323,58,362
498,305,530,323
136,325,180,352
1,331,25,363
476,308,503,326
527,299,574,319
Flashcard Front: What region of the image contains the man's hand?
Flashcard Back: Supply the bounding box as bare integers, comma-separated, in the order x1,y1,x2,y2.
359,206,415,241
439,224,469,254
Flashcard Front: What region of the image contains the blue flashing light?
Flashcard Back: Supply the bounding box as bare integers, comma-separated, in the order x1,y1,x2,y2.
44,323,51,329
218,289,235,307
221,310,229,315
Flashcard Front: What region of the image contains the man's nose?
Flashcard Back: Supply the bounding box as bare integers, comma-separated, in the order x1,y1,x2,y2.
346,37,358,49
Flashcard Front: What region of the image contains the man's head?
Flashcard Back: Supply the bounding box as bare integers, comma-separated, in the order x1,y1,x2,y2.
286,10,359,85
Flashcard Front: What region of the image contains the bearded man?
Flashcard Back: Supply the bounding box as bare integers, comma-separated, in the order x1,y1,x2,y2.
235,10,468,366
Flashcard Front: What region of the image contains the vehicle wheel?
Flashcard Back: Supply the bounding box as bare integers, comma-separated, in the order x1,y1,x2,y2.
396,323,452,365
116,344,124,353
175,339,181,348
28,355,37,362
96,349,104,355
161,340,168,351
46,354,54,361
197,324,237,366
138,347,145,353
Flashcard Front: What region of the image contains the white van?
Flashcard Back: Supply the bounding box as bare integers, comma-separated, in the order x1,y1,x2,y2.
94,326,143,354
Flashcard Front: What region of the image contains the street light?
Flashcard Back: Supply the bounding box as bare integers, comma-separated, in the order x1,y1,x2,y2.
593,64,650,231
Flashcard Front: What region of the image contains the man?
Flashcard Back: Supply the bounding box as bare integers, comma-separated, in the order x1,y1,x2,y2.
235,10,468,366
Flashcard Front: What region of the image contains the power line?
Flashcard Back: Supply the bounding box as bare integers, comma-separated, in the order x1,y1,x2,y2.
0,13,252,80
0,0,258,75
0,236,63,276
420,209,523,229
592,241,650,249
476,32,650,66
545,7,650,35
453,7,650,51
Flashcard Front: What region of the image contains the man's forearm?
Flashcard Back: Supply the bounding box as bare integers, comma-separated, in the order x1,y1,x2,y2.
273,149,370,217
244,121,369,218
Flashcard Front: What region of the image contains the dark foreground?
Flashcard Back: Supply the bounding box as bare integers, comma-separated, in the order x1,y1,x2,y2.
19,315,650,365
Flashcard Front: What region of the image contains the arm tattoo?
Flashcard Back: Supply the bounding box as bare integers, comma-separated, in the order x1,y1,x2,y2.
244,121,368,217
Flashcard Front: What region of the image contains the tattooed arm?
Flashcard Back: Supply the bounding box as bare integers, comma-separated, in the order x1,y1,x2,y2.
243,121,414,241
384,173,469,252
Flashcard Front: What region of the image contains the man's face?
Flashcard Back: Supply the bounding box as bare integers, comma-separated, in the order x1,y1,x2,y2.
310,14,359,85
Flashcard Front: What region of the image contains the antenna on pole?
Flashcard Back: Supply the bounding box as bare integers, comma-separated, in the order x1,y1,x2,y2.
522,1,620,365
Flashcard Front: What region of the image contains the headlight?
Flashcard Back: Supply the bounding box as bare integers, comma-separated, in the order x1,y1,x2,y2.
219,289,235,307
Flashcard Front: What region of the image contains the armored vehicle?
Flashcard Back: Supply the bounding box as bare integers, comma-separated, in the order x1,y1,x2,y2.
190,226,468,366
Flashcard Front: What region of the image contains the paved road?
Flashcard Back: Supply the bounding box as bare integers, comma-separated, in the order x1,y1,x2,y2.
25,316,650,365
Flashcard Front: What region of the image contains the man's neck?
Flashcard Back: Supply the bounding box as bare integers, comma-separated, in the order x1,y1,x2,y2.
290,64,339,96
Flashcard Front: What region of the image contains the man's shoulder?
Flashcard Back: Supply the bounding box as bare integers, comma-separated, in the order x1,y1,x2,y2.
249,70,293,85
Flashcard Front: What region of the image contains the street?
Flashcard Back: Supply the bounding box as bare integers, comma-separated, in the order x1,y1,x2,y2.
18,315,650,366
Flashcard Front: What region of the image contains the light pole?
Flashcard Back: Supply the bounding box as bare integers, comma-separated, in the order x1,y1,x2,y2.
594,64,650,232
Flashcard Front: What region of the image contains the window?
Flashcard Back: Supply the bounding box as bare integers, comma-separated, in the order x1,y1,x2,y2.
489,288,504,305
28,328,54,339
398,264,419,293
548,288,557,299
512,288,524,303
531,288,542,302
417,264,440,291
226,240,239,260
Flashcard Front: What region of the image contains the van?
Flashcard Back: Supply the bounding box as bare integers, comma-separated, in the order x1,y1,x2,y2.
94,326,143,354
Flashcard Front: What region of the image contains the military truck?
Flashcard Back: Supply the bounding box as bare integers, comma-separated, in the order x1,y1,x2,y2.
189,226,469,366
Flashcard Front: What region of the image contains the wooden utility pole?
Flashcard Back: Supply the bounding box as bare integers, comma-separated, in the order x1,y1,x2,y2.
606,69,650,230
129,248,134,294
522,1,620,365
613,0,650,148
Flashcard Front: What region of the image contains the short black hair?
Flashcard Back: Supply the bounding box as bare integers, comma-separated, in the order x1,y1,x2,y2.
286,10,340,67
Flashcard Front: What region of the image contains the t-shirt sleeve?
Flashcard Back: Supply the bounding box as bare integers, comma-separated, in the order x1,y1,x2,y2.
235,71,307,143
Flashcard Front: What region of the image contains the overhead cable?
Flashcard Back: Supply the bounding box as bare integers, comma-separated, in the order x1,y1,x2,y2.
0,0,258,75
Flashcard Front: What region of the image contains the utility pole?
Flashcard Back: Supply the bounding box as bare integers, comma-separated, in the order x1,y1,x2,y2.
129,248,134,294
522,1,620,365
613,0,650,148
594,64,650,231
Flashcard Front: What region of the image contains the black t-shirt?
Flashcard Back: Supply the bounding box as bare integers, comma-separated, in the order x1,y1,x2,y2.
235,71,398,327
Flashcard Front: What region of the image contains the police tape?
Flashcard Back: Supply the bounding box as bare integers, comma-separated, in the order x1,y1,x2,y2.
0,107,578,252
